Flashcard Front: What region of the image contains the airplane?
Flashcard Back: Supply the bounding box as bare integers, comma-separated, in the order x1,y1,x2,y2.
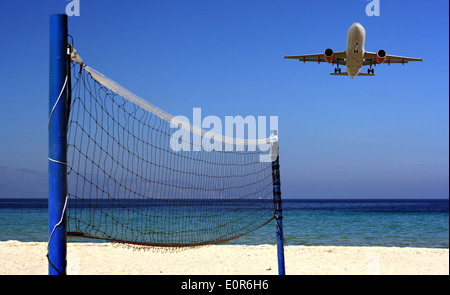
284,22,422,78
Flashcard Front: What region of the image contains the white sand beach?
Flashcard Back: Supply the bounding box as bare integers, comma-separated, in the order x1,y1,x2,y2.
0,241,448,275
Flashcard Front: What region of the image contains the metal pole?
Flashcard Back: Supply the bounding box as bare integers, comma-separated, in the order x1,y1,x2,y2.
48,14,68,275
271,132,285,275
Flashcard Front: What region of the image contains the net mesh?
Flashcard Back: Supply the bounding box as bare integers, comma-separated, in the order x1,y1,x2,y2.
66,60,275,247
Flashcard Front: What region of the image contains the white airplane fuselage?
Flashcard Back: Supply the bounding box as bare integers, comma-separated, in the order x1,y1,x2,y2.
345,22,366,78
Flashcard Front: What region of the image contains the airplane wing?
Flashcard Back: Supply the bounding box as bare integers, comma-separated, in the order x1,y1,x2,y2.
285,51,347,64
363,51,422,65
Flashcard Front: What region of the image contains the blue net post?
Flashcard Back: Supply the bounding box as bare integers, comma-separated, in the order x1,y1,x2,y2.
271,131,285,275
48,14,68,275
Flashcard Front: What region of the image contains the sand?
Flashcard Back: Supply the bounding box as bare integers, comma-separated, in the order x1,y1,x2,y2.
0,241,448,275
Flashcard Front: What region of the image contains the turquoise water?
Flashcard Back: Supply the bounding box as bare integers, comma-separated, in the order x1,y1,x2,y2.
0,199,448,248
230,210,449,248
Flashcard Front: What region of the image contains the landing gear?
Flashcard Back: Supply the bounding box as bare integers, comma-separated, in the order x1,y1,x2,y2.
367,61,375,74
354,42,359,53
334,61,341,73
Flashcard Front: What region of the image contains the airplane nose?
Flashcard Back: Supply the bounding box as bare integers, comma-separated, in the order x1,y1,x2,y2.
350,22,365,34
347,22,366,41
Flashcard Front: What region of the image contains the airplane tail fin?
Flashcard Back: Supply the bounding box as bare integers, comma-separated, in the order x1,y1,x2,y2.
330,72,349,76
330,72,375,77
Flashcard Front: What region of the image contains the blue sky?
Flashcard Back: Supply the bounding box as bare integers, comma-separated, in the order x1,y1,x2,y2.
0,0,448,198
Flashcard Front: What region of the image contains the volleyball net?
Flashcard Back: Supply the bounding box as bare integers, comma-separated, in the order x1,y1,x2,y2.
48,14,284,274
65,47,279,248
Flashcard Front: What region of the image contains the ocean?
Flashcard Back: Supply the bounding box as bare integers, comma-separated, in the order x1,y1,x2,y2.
0,198,448,248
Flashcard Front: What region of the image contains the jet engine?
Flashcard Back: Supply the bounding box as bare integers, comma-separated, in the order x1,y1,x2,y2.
324,48,334,63
376,49,387,64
